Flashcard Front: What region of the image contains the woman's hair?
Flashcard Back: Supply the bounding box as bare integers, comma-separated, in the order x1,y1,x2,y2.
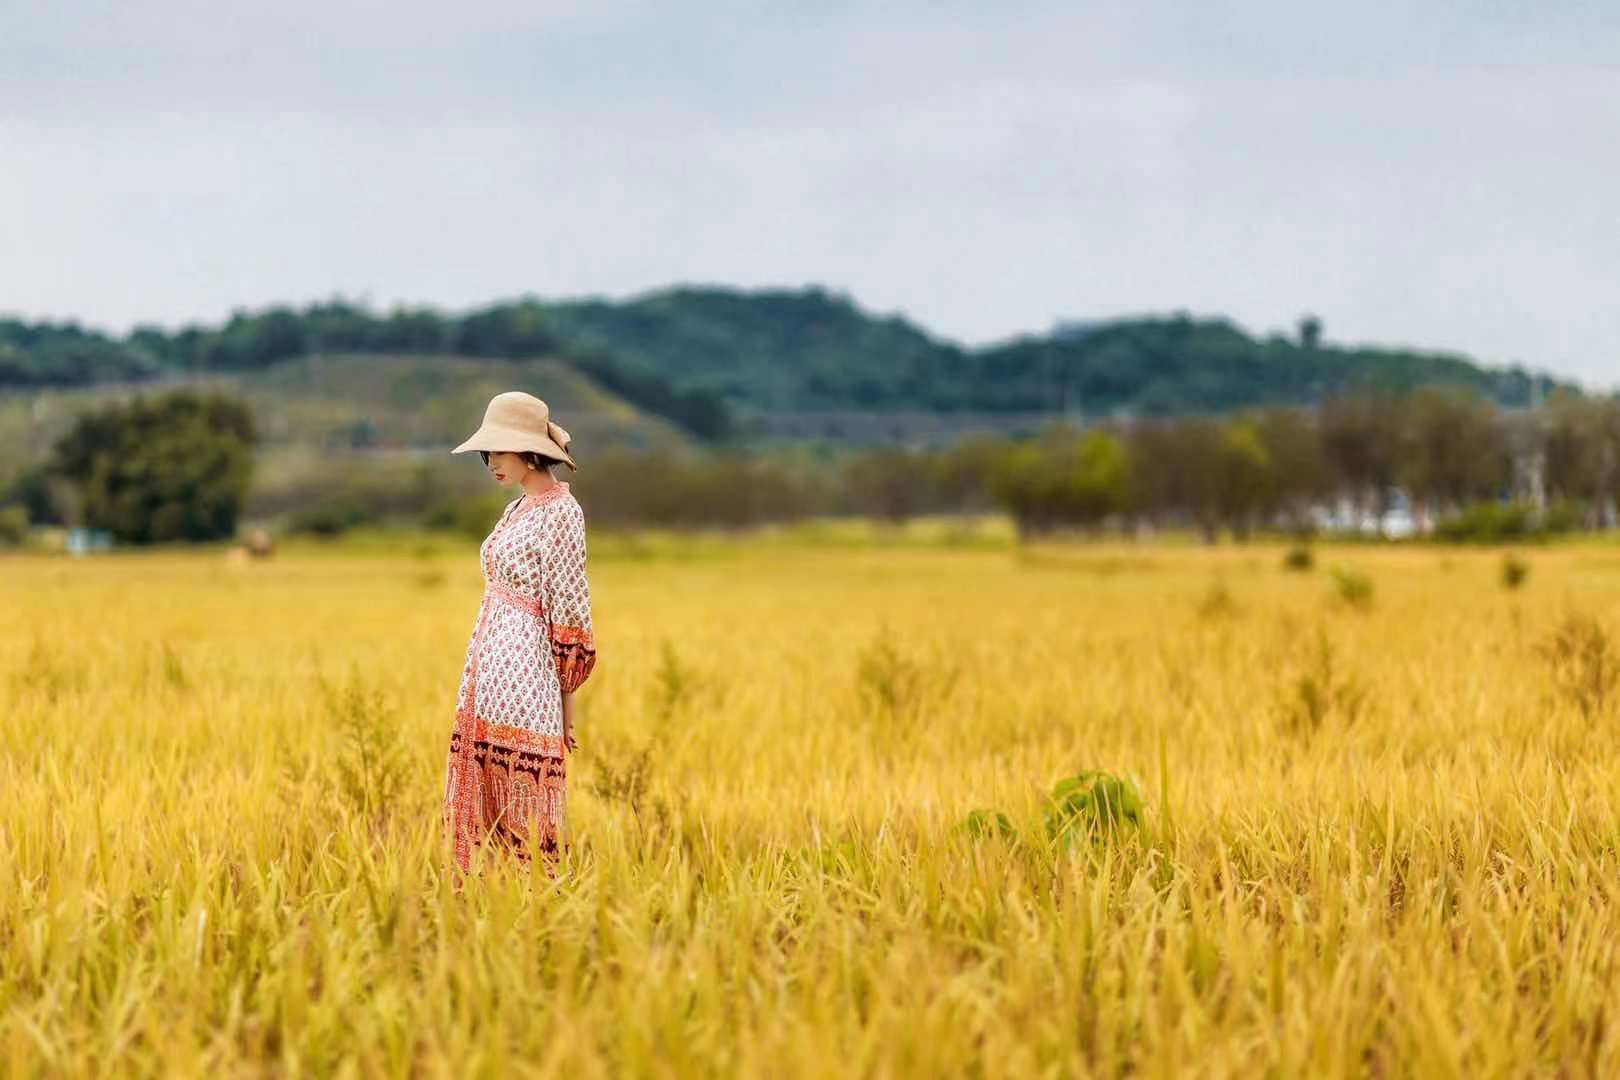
479,450,562,471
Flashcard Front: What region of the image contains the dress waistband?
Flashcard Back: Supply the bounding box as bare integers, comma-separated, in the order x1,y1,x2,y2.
485,579,545,617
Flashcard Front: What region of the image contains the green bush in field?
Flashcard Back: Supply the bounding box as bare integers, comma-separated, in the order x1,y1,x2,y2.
1433,503,1533,543
1043,770,1144,847
0,505,28,546
1196,577,1238,619
960,809,1016,840
1329,565,1374,610
1283,544,1315,572
959,770,1145,848
1432,500,1583,544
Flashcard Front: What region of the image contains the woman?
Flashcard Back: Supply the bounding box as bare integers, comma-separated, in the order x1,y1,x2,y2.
441,391,597,878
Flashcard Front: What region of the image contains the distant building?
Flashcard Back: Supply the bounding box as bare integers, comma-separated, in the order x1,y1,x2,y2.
65,527,114,555
1310,490,1418,539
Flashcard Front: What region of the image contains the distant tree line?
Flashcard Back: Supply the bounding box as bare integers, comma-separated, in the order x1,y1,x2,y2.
916,389,1612,542
563,389,1611,541
0,299,733,440
4,288,1569,434
9,386,1617,547
411,389,1620,542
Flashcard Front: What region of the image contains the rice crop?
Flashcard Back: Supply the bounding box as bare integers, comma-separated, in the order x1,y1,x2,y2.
3,538,1618,1076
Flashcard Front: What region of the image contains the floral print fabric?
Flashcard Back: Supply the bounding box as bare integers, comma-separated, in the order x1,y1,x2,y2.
442,481,596,875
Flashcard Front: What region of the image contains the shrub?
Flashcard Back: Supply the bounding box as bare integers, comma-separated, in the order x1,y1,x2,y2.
587,729,672,843
1501,552,1530,590
0,505,28,546
1541,500,1584,535
320,671,409,829
1328,566,1375,610
961,809,1016,840
1282,544,1315,572
855,636,925,722
1196,578,1238,619
1537,613,1619,719
159,641,188,691
1433,503,1533,543
1432,501,1583,545
855,631,959,730
1279,627,1366,737
1043,770,1144,848
649,637,709,722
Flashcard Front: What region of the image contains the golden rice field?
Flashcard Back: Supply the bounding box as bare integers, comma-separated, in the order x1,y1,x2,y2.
6,528,1620,1076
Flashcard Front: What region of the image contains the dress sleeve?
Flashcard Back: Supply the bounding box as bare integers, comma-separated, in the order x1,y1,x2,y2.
542,499,596,693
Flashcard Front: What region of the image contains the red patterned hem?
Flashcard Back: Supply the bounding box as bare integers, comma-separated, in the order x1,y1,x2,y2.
455,711,568,758
444,713,568,878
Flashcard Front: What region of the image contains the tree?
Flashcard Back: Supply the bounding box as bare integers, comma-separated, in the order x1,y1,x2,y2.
50,391,258,543
1298,315,1323,350
988,443,1062,539
1215,419,1275,540
987,425,1129,539
1065,429,1131,527
843,448,939,525
1541,394,1620,524
1254,406,1330,533
1320,393,1400,525
1127,418,1222,542
0,462,75,526
1397,387,1510,525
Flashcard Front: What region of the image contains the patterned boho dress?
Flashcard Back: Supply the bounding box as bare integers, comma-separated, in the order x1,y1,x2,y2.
442,480,596,875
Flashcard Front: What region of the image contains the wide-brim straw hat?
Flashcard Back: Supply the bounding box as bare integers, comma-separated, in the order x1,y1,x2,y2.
451,391,578,471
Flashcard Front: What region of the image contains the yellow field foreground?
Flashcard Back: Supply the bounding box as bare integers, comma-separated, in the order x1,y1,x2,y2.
5,535,1620,1076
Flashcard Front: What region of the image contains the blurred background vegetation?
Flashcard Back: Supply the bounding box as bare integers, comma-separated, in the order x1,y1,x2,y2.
0,284,1609,548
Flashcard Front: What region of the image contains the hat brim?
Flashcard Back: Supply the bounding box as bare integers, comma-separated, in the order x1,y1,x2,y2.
451,423,577,469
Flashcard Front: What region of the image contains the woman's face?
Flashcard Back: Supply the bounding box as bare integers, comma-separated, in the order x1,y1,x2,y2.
484,451,530,486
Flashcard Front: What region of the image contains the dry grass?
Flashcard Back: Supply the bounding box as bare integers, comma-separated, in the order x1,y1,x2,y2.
3,537,1619,1076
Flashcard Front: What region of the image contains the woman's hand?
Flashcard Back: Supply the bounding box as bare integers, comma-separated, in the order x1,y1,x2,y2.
561,691,578,752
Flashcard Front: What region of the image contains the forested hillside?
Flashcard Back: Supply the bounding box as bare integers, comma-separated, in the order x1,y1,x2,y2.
1,287,1570,435
546,287,1564,414
0,301,732,440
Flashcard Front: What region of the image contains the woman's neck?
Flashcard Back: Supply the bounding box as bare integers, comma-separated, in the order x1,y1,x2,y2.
520,471,562,499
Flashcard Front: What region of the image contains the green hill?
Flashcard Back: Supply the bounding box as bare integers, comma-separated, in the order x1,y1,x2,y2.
236,352,690,452
543,286,960,412
545,287,1564,416
1,286,1573,447
0,302,733,440
0,353,690,460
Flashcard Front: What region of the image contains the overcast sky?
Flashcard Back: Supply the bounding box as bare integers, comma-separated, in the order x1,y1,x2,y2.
2,1,1617,385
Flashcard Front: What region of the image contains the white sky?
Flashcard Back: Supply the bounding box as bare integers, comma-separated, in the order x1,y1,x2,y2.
2,1,1617,386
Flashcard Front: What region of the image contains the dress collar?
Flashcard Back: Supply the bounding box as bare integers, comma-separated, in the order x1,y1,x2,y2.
521,481,570,509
